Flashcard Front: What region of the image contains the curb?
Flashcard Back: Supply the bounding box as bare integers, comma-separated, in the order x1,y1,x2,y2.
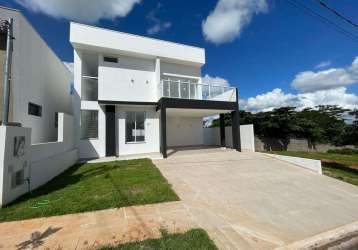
275,221,358,250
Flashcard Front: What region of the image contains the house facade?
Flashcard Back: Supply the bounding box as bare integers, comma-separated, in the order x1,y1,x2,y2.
70,22,240,159
0,6,72,143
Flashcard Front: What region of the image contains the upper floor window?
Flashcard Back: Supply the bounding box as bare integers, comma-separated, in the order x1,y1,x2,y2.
82,77,98,101
103,56,118,63
28,102,42,117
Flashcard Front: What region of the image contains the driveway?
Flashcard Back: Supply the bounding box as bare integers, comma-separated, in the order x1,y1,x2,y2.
154,149,358,249
1,149,358,249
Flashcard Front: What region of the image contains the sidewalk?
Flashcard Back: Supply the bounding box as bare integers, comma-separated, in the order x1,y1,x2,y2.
0,202,195,250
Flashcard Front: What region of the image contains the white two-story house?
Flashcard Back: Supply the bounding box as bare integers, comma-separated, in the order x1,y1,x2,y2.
70,22,241,159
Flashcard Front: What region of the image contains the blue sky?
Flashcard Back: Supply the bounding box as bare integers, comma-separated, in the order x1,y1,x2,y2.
1,0,358,111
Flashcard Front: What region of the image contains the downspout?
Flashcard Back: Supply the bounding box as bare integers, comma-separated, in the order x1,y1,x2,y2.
1,18,14,125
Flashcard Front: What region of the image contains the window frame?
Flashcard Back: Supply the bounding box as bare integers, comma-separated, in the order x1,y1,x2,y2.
103,56,118,63
28,102,42,117
80,110,99,140
125,111,146,144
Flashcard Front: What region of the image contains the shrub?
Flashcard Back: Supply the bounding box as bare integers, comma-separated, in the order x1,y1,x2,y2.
327,148,358,155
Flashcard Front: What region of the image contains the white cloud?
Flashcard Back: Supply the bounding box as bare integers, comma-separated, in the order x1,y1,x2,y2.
240,87,358,112
201,74,230,87
16,0,141,23
147,22,171,35
292,56,358,93
202,0,268,44
146,3,171,35
241,88,299,112
315,60,332,69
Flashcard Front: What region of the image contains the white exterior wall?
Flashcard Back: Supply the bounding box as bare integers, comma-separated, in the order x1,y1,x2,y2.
203,124,256,152
29,113,78,190
0,113,77,206
167,117,203,147
263,153,322,174
0,8,72,143
116,106,160,156
161,62,201,80
70,22,205,66
0,126,31,206
73,50,106,159
78,102,106,159
98,55,157,102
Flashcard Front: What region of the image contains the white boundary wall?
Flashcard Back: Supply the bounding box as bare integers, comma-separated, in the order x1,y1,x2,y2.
0,113,78,206
264,153,322,175
203,124,255,152
29,113,78,190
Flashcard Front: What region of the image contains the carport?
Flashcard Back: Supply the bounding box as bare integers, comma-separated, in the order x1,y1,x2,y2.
157,97,241,158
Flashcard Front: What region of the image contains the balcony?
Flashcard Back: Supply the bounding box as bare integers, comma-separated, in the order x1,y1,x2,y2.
160,79,237,102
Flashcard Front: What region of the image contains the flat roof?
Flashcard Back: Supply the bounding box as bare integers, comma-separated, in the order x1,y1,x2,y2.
0,5,20,13
70,22,205,66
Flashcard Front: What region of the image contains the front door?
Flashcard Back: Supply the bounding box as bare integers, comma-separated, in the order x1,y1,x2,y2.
106,105,116,156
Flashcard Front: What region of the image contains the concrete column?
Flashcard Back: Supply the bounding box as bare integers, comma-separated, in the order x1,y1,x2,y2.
160,106,167,158
155,58,161,99
219,114,226,147
231,110,241,151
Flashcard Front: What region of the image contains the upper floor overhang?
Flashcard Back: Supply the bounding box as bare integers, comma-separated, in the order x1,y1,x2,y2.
70,22,205,67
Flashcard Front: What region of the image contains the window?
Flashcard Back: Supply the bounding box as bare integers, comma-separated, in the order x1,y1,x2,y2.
126,112,145,143
0,32,6,50
81,77,98,101
28,102,42,117
11,169,24,189
104,56,118,63
55,112,58,128
81,110,98,139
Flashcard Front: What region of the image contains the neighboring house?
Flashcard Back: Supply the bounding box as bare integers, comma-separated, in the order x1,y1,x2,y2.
70,22,240,159
0,6,72,143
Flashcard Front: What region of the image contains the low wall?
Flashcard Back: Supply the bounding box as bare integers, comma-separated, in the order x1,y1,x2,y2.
255,137,355,152
264,153,322,174
203,124,255,152
29,113,78,190
0,113,78,206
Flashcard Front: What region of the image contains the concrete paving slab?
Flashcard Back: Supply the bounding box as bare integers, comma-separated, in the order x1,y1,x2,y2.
154,150,358,249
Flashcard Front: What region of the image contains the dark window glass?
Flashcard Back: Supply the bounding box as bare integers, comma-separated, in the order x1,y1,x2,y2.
0,32,6,50
125,112,145,143
28,103,42,117
81,110,98,139
11,169,24,189
81,78,98,101
55,112,58,128
103,56,118,63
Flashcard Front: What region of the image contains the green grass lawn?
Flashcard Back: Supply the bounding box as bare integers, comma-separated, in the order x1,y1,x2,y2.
270,151,358,186
98,229,218,250
0,159,179,222
269,151,358,168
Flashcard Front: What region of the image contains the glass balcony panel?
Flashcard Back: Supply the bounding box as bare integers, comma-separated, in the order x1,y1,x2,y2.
162,80,170,97
170,81,179,98
202,85,210,100
159,79,236,102
180,82,189,99
190,84,197,99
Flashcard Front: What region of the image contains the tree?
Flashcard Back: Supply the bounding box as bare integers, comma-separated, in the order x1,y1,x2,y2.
209,105,354,145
